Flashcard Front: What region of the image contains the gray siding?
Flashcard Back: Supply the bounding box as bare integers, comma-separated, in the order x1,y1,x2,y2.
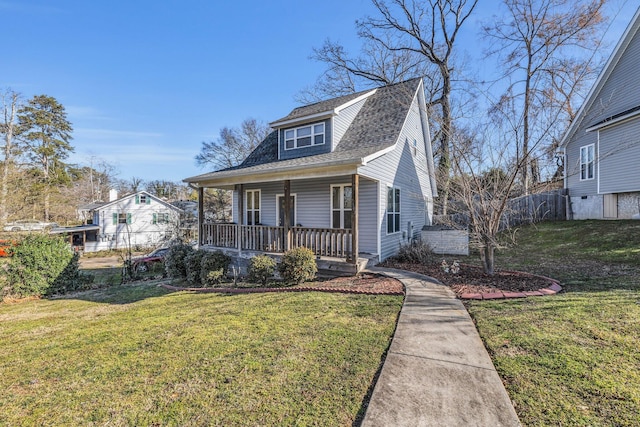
359,95,433,260
231,176,378,254
599,116,640,193
278,119,332,160
332,97,368,149
566,23,640,209
590,26,640,125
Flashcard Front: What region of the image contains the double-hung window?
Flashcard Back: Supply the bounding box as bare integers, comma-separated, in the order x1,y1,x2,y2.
246,190,261,225
331,185,352,229
284,123,325,150
387,187,401,234
113,213,131,225
580,144,594,180
153,213,170,224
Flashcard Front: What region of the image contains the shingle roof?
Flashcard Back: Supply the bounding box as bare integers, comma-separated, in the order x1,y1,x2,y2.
270,89,374,124
184,78,422,184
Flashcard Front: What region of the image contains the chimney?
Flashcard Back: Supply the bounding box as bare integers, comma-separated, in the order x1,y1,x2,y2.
109,189,118,202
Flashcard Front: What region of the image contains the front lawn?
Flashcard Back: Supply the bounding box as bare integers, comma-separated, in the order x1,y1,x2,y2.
467,221,640,426
0,282,402,425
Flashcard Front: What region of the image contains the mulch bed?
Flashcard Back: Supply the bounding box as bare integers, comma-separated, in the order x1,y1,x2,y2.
380,261,560,297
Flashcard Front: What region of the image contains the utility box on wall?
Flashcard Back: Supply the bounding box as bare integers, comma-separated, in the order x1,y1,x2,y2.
421,225,469,256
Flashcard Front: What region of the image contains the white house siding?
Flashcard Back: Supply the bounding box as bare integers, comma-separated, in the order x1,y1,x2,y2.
359,96,433,260
332,97,368,150
87,196,180,251
599,117,640,194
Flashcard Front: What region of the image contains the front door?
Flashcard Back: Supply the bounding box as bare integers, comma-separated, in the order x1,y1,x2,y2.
277,195,296,227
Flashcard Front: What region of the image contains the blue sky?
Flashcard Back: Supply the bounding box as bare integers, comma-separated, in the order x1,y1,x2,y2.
2,0,636,183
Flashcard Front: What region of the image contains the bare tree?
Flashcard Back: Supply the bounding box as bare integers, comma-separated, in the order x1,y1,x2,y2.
483,0,607,194
0,89,22,225
195,118,270,170
307,0,478,214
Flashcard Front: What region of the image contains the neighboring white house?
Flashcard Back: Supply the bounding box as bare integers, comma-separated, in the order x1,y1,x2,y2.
184,78,438,271
560,7,640,219
76,191,183,252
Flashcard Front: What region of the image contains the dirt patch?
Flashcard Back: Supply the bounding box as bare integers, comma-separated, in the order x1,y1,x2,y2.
78,256,123,269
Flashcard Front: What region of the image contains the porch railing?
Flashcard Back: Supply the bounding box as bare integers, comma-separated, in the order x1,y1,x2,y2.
201,223,352,259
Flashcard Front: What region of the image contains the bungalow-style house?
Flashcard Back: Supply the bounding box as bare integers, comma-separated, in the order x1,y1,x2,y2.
184,78,438,271
559,7,640,219
70,191,183,252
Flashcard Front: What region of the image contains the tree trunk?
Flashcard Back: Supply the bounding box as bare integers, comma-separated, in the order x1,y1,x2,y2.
438,69,452,215
481,244,495,275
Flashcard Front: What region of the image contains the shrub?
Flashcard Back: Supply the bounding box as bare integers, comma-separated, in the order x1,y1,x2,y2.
278,247,317,285
202,269,225,287
3,234,90,297
185,249,206,286
248,255,276,286
395,240,435,264
164,243,194,279
200,251,231,286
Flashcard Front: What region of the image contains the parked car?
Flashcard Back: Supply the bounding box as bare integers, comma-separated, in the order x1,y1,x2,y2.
132,247,169,273
3,220,58,232
0,239,17,257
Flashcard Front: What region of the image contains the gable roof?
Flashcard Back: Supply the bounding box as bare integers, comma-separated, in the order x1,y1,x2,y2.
89,191,184,212
560,7,640,148
185,78,424,186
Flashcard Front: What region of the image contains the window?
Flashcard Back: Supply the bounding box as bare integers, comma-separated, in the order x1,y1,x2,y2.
331,185,352,229
387,187,400,234
580,144,595,180
153,213,170,224
246,190,261,225
136,194,150,204
113,213,131,225
284,122,325,150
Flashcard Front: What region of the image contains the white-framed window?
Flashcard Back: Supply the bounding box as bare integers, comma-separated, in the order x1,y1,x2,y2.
113,213,131,225
245,189,261,225
136,194,150,204
153,212,170,224
387,186,401,234
284,122,325,150
580,144,595,180
331,184,352,229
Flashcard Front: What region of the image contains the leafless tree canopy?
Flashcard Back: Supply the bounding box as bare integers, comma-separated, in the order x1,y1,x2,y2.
195,118,271,171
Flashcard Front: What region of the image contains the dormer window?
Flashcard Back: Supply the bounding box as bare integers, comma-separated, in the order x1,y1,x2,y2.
284,123,325,150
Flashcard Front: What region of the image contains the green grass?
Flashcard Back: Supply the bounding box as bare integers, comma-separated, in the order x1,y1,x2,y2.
0,282,402,426
465,220,640,426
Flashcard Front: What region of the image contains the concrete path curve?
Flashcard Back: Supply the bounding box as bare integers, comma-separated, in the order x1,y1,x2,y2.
361,267,522,427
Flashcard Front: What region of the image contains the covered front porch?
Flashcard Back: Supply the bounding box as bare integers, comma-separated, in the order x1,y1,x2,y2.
191,170,379,272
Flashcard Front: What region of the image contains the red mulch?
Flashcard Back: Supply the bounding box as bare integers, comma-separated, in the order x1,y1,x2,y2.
295,273,404,294
380,261,556,296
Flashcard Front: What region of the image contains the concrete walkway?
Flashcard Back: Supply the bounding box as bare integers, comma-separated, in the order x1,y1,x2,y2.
361,267,522,427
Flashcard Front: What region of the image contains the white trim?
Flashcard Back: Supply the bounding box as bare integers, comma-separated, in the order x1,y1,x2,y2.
283,122,326,150
334,90,377,113
244,189,262,225
585,108,640,132
386,185,401,235
269,111,334,128
275,193,297,227
579,143,595,181
330,184,353,229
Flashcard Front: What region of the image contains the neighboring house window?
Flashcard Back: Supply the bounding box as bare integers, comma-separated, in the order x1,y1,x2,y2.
153,213,170,224
331,185,352,229
284,122,325,150
113,213,132,225
246,190,261,225
136,194,150,204
387,187,401,234
580,144,595,180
